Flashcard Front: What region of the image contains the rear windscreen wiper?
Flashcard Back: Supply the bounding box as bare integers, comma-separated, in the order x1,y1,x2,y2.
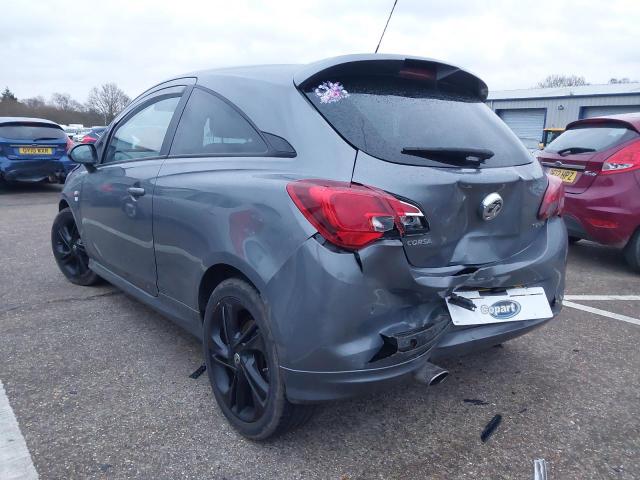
556,147,596,156
401,147,494,165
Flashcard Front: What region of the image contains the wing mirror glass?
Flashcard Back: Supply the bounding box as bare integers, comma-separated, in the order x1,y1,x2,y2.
69,144,98,170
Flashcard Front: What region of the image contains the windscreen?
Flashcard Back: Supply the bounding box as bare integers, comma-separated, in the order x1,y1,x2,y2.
546,125,639,153
303,75,532,168
0,124,66,141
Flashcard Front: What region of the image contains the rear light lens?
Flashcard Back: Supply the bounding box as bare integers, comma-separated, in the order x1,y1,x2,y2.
601,141,640,174
66,137,74,152
287,179,427,250
585,217,618,229
538,174,565,220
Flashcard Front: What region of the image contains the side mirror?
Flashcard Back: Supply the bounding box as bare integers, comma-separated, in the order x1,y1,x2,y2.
69,144,98,171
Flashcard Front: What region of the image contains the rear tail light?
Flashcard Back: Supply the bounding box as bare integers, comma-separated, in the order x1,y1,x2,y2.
287,179,428,250
538,174,565,220
66,137,74,152
601,141,640,174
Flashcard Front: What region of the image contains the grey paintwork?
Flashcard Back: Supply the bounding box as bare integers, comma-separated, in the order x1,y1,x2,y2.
59,54,567,403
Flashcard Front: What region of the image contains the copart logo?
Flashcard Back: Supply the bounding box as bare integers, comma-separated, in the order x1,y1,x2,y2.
481,300,521,319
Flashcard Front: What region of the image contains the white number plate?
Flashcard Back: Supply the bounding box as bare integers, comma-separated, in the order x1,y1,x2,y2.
446,287,553,326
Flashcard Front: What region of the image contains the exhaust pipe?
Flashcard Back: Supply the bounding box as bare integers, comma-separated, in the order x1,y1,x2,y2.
414,361,449,386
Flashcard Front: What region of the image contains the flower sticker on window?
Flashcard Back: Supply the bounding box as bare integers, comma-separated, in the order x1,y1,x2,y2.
315,81,349,104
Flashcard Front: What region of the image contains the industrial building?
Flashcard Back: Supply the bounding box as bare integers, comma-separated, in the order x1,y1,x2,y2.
487,83,640,149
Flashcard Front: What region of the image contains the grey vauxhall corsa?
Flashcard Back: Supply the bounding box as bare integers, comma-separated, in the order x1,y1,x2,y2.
52,54,567,439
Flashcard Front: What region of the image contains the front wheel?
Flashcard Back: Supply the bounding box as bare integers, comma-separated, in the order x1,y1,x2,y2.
51,208,101,285
202,278,313,439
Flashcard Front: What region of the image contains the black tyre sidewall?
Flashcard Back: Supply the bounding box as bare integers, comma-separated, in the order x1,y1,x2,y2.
624,229,640,272
203,278,287,440
51,208,100,286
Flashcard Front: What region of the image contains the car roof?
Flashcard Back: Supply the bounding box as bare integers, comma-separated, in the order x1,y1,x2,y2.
127,55,488,150
567,112,640,132
0,117,62,128
190,53,486,93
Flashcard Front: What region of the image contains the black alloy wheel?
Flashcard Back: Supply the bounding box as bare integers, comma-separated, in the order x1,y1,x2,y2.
51,208,101,285
207,296,270,422
202,279,313,439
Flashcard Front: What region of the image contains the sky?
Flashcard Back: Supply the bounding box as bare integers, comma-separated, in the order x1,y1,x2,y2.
1,0,639,103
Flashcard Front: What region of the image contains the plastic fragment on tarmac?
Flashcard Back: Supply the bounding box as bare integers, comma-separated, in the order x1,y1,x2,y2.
533,458,548,480
189,364,207,379
463,398,489,406
480,414,502,442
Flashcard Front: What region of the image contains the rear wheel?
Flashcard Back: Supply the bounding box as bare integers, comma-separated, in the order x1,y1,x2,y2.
51,208,101,285
624,229,640,272
203,278,313,439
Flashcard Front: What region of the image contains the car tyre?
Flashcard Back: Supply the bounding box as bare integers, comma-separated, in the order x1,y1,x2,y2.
203,278,313,439
624,229,640,272
51,208,101,285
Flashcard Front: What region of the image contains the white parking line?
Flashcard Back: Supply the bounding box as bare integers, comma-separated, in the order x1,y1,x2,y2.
563,301,640,327
565,295,640,301
0,380,38,480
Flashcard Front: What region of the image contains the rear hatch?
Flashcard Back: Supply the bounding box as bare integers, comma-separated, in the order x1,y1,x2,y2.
537,121,640,194
298,57,546,267
0,122,68,160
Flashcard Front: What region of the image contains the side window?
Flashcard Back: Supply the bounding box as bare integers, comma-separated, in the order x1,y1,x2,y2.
103,96,181,164
170,88,268,156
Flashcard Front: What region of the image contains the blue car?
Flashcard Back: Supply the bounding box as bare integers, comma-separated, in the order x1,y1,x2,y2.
0,117,74,184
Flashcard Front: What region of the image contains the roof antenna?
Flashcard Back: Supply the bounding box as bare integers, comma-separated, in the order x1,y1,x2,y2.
375,0,398,53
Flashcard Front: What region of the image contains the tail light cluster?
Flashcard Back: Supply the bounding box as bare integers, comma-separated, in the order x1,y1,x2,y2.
601,141,640,174
65,137,74,153
538,174,565,220
287,179,428,251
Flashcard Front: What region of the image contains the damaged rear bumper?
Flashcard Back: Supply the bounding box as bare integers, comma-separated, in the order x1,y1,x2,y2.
265,218,567,403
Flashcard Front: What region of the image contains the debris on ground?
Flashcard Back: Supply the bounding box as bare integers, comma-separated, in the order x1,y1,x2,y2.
480,414,502,443
189,364,207,379
464,398,489,406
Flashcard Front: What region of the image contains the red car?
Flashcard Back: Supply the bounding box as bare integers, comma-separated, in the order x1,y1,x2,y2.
538,113,640,270
80,126,106,144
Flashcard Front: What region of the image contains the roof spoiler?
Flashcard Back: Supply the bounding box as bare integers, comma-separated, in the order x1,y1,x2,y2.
294,54,488,101
566,116,640,133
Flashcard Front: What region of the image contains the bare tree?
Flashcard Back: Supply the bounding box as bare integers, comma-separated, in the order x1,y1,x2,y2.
51,92,83,111
536,74,588,88
23,96,47,108
86,83,131,124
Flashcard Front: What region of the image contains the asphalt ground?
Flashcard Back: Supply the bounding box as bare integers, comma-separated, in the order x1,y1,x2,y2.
1,182,639,480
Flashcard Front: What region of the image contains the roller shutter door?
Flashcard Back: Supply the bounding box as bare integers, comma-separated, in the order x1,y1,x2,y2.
580,105,640,119
497,108,546,149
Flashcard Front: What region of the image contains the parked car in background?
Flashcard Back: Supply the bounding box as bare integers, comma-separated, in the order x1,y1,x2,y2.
73,128,92,142
0,117,75,184
63,126,80,140
53,54,567,439
80,126,107,144
538,113,640,270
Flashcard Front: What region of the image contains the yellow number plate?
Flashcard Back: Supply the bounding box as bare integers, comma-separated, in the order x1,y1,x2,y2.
549,168,577,184
18,147,53,155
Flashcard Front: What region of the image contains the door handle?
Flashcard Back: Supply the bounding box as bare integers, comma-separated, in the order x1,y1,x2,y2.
127,187,146,197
